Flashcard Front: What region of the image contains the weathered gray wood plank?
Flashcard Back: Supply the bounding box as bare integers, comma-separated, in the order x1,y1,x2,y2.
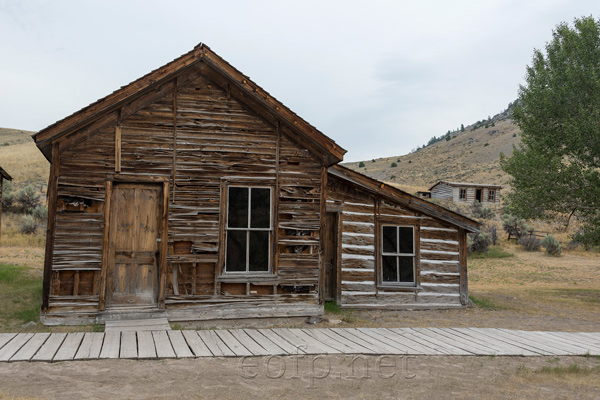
74,333,104,360
197,330,235,357
532,331,596,354
303,329,366,353
137,331,157,359
10,333,50,362
436,328,510,355
336,328,402,354
32,333,67,362
255,329,305,355
120,331,138,359
0,333,17,351
214,330,253,357
452,328,538,356
53,332,85,362
152,331,176,358
468,328,544,355
167,330,194,358
494,329,569,356
243,329,288,355
181,331,213,357
357,328,424,355
228,330,270,356
0,333,34,362
547,332,600,354
273,328,339,354
408,328,474,355
99,332,120,359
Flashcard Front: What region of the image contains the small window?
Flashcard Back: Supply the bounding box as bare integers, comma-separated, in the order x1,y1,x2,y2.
381,226,415,285
226,186,272,273
459,189,466,200
488,190,495,201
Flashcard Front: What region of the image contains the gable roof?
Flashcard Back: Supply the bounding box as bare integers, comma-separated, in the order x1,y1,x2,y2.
32,43,346,165
429,181,502,191
0,167,12,182
329,165,480,233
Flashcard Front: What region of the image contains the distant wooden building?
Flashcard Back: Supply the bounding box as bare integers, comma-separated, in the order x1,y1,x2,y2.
416,191,431,199
33,44,479,325
429,181,502,206
0,167,13,242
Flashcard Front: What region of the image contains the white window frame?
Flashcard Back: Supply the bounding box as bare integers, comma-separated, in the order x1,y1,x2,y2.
380,225,416,286
225,185,273,274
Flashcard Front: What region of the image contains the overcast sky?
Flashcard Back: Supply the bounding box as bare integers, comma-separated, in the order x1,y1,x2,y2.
0,0,598,161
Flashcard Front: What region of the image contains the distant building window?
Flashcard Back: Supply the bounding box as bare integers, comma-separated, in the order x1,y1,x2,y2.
381,225,415,285
488,190,496,201
459,189,466,200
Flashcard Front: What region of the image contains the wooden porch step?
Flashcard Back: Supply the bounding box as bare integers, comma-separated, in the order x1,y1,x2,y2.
105,317,171,333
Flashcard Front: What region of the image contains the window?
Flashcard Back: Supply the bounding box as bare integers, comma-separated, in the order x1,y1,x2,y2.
459,189,466,200
381,226,415,285
488,190,495,201
226,186,271,273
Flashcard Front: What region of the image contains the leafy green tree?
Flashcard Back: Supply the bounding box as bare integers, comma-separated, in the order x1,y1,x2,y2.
501,16,600,246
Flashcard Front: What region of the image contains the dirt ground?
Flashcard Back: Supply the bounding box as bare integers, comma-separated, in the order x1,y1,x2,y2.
0,355,599,399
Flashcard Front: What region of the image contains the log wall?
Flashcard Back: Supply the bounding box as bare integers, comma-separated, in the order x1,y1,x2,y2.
327,176,465,308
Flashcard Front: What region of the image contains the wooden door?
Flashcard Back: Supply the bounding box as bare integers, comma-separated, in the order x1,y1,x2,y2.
107,183,162,307
475,189,482,203
322,212,338,301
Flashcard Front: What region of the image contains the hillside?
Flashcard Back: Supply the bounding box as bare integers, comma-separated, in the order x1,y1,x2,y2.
0,128,48,190
343,112,521,194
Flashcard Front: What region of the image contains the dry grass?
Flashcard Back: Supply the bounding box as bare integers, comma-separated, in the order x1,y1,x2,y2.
344,118,520,192
0,128,48,187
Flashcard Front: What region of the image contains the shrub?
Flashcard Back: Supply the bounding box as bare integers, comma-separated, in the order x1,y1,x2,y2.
358,162,365,168
472,202,495,219
32,205,48,221
502,214,532,239
488,226,498,245
390,175,396,180
371,159,376,163
16,185,42,214
19,215,38,235
484,143,489,147
541,235,562,256
391,162,397,168
512,133,517,137
408,160,412,164
468,232,491,254
518,235,541,251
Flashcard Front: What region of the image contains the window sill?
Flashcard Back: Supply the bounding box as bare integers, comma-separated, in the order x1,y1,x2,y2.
377,285,422,292
217,274,278,284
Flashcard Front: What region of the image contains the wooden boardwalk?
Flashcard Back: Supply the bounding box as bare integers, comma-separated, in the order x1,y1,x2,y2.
0,328,598,362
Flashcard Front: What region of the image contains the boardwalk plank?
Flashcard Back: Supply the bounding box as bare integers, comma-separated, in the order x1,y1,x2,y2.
547,332,600,354
167,330,194,358
533,331,597,354
53,332,85,362
152,331,176,358
453,328,539,356
99,332,121,359
74,333,104,360
439,328,514,355
471,328,547,355
120,331,138,359
243,330,288,355
313,329,376,354
303,329,366,353
0,333,34,362
137,331,157,359
214,330,253,356
11,333,50,362
330,328,391,354
272,328,338,354
0,334,17,351
228,330,270,356
359,328,428,355
32,333,67,362
408,328,474,355
494,329,571,356
181,331,213,357
197,330,235,357
255,329,304,355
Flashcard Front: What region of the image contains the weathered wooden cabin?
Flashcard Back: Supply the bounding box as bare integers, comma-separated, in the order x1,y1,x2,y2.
430,181,502,206
33,44,478,325
0,167,13,242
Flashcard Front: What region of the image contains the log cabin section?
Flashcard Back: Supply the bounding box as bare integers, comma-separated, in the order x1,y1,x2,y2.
327,166,479,309
429,181,502,207
33,44,345,325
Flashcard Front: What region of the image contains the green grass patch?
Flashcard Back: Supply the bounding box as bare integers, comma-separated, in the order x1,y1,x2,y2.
535,364,600,375
469,294,504,310
324,301,358,323
0,264,42,330
324,301,343,314
469,246,514,259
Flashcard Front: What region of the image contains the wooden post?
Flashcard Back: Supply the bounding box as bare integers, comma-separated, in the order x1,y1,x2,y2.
458,228,469,305
98,180,113,310
41,144,60,312
158,180,170,308
318,166,327,304
374,198,380,295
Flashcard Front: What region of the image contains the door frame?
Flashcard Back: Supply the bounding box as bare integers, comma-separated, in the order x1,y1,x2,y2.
321,208,342,304
99,174,170,310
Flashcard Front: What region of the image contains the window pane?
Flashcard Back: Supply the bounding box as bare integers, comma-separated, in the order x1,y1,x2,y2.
226,230,247,272
382,226,397,253
398,256,414,283
249,231,269,272
398,227,413,254
250,188,270,228
382,256,398,282
228,187,248,228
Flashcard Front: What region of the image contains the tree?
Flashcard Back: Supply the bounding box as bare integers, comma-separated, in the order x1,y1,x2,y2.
501,16,600,246
460,124,465,132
